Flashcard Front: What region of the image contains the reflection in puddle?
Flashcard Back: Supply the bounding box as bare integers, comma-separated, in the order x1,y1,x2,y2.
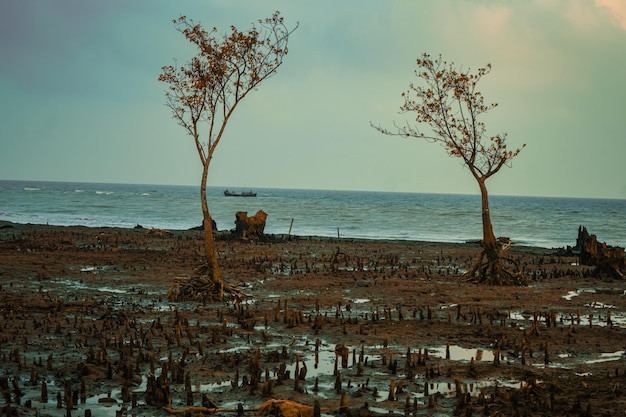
10,331,623,417
562,290,581,300
97,287,127,293
17,379,125,417
413,377,523,398
192,339,507,408
509,306,626,329
585,301,616,309
50,278,127,294
533,349,625,368
195,380,231,392
429,345,495,362
584,350,625,364
80,265,117,273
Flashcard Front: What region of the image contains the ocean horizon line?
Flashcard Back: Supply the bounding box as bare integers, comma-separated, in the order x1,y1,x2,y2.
1,178,624,202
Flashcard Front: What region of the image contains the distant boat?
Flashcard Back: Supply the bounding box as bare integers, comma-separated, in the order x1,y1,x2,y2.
224,189,257,197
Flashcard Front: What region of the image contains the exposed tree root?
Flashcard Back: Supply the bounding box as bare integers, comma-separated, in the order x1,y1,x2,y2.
166,264,246,302
464,246,528,286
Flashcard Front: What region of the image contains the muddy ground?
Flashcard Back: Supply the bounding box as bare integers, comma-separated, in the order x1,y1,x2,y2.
0,221,625,416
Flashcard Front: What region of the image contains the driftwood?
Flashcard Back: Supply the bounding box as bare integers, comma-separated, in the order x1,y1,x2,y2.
234,210,267,239
146,227,173,236
162,405,244,415
163,399,339,417
189,219,218,231
574,226,625,279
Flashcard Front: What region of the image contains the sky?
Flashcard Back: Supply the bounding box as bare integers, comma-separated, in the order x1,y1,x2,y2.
1,0,625,199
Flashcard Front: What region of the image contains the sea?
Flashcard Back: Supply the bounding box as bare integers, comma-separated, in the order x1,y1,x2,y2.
1,180,625,249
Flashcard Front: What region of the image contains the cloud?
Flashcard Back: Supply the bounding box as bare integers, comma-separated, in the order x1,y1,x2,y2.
596,0,626,30
534,0,626,34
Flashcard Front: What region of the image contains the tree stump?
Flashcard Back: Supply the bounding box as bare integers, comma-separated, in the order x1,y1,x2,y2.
575,226,625,279
234,210,268,239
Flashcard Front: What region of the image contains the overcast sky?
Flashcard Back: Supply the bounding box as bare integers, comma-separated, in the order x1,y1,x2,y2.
1,0,625,199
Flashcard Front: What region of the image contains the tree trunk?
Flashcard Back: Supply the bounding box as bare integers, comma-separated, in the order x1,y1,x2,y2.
167,159,245,302
200,162,223,299
166,168,244,302
466,178,525,285
479,180,500,266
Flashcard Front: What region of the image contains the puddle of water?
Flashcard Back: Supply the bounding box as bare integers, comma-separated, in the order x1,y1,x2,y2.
195,380,232,392
86,391,122,406
97,287,127,294
533,350,625,368
80,265,116,273
7,336,554,417
51,278,89,291
351,377,526,410
507,307,626,329
197,339,390,399
49,279,130,295
15,379,125,417
367,405,393,414
429,345,495,362
412,377,523,398
508,311,532,321
281,340,373,381
562,310,626,328
219,345,254,354
17,330,614,415
147,303,180,312
562,288,597,300
585,301,616,309
584,350,625,364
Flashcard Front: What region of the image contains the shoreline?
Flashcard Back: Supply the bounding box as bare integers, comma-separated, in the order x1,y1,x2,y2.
0,219,557,253
4,180,623,249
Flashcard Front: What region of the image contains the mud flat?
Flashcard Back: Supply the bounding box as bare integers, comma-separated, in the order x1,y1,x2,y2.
1,221,625,416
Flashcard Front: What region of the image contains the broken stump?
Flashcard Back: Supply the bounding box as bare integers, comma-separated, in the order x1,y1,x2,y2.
575,226,625,279
234,210,267,239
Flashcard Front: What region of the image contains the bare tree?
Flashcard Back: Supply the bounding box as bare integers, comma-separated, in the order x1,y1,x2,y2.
159,12,298,300
373,53,526,285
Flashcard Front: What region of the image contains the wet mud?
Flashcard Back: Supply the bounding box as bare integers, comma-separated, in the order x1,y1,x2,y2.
0,222,625,416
